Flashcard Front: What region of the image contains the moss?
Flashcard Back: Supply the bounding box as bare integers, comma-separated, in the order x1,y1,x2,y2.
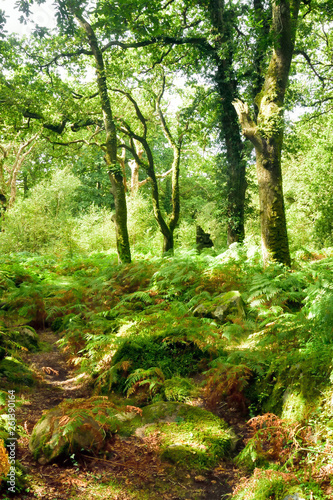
232,469,301,500
139,403,235,470
29,402,108,464
141,401,181,423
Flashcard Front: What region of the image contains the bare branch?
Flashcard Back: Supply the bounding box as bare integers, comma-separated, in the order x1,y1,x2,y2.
157,168,172,179
42,135,105,150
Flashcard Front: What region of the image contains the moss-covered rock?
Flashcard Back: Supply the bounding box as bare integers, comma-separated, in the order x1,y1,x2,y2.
134,402,237,470
193,291,246,323
29,404,105,465
29,399,236,470
29,397,142,464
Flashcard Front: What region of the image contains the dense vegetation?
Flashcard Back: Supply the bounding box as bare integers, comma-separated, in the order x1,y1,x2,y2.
0,0,333,498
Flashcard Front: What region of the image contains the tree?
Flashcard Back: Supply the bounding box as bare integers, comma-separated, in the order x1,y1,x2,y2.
10,0,132,263
113,73,187,254
203,0,247,245
0,133,39,209
283,112,333,248
233,0,302,266
65,4,131,264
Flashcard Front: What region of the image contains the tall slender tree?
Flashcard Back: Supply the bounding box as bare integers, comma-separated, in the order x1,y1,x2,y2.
66,4,131,263
11,0,132,263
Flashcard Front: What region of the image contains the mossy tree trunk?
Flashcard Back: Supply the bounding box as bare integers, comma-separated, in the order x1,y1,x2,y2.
208,0,247,246
234,0,301,267
72,10,131,264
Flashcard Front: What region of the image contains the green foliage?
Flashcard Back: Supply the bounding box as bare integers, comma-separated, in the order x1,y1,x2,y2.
0,249,332,497
163,376,197,403
0,169,81,254
248,264,306,316
283,114,333,248
0,357,34,387
125,367,165,398
108,326,211,393
232,469,300,500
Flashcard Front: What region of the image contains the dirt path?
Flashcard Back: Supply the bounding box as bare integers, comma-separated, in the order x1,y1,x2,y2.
17,331,91,431
9,332,247,500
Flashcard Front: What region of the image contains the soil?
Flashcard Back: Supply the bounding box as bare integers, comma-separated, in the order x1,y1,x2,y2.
2,331,249,500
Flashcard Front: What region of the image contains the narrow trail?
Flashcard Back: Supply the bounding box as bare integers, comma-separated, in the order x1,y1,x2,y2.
17,330,91,431
11,332,247,500
14,331,93,500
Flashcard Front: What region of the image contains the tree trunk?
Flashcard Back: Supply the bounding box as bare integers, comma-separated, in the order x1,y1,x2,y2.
73,9,131,264
146,146,175,254
221,91,247,246
234,0,301,266
208,0,247,245
256,142,290,266
168,145,181,233
163,231,174,254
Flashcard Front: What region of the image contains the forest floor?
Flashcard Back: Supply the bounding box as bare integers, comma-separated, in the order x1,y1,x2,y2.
7,330,249,500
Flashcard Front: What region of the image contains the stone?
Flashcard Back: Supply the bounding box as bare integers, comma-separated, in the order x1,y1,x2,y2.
135,402,237,470
29,407,104,465
193,291,246,324
282,494,305,500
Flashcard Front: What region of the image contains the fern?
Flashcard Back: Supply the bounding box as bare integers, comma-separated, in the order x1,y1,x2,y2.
120,291,153,305
164,376,197,402
95,360,132,391
125,367,165,398
203,361,252,411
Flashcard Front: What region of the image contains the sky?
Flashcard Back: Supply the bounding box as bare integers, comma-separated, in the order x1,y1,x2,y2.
1,0,56,36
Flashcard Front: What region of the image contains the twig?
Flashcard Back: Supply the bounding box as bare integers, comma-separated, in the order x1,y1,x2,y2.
81,454,128,466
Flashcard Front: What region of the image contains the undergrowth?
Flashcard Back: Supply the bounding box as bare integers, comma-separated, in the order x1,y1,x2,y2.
0,247,332,498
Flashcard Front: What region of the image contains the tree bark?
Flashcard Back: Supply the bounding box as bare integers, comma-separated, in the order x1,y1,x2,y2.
72,8,131,264
234,0,301,266
208,0,247,245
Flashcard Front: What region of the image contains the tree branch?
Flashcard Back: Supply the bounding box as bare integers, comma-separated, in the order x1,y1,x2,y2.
142,46,173,74
39,35,213,69
233,99,263,151
113,92,147,138
155,75,176,148
294,50,326,85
